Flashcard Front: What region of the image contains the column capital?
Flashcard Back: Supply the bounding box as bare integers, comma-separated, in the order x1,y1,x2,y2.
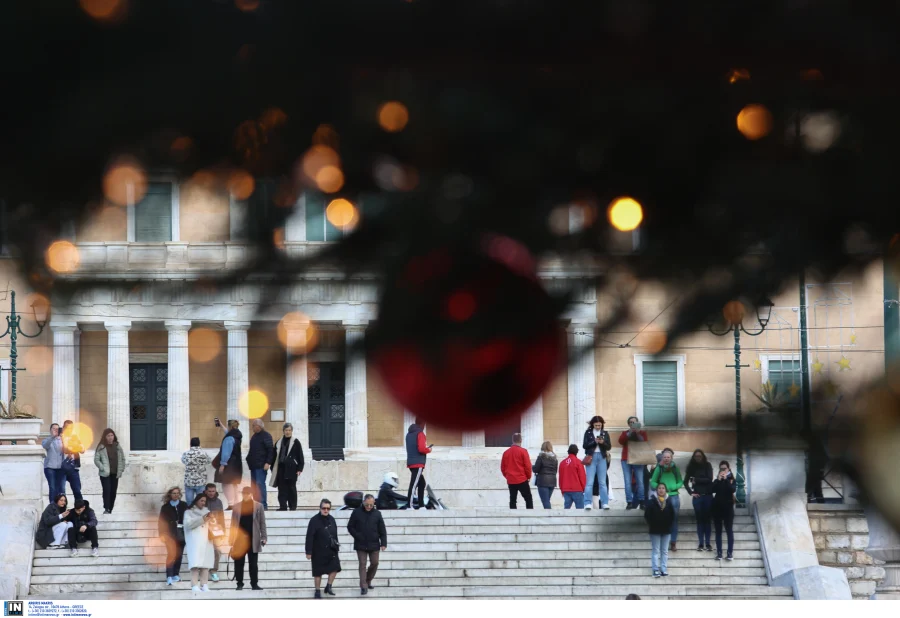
342,320,369,332
103,319,132,332
164,319,192,332
50,320,79,332
224,321,252,331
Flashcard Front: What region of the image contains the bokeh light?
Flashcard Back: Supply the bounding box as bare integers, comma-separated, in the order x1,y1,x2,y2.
45,241,81,274
300,145,340,180
800,112,841,153
188,328,222,363
312,124,339,149
607,197,643,232
446,290,477,322
259,107,287,129
315,166,345,193
235,0,261,12
377,101,410,133
103,159,147,206
79,0,127,22
170,136,194,163
238,389,269,419
736,104,772,140
727,68,750,84
325,198,359,230
723,300,746,325
641,331,668,354
277,312,319,355
23,345,53,376
23,293,51,324
226,169,255,200
273,227,285,250
62,422,94,453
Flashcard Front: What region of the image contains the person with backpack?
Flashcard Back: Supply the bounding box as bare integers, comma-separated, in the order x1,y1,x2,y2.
644,483,676,578
649,449,684,551
558,444,587,509
405,418,432,510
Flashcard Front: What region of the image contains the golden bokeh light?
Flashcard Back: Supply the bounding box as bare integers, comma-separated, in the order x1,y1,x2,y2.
79,0,127,21
315,166,345,193
62,422,94,453
23,345,53,376
277,312,319,355
736,104,773,140
607,197,644,232
188,328,222,363
377,101,410,133
190,169,219,189
642,331,668,354
103,159,147,206
238,389,269,420
235,0,261,12
727,68,750,84
45,241,81,274
23,293,51,324
723,300,746,325
273,227,285,250
300,145,340,181
326,198,359,230
312,124,339,149
227,169,255,200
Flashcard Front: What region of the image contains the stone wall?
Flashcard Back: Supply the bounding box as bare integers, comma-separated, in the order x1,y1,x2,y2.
808,504,885,599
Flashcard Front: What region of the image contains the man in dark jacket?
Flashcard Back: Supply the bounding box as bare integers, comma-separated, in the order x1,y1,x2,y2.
405,419,432,509
66,499,99,557
347,494,387,595
247,419,275,511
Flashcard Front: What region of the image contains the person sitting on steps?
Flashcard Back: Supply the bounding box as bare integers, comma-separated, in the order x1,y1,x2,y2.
66,499,99,557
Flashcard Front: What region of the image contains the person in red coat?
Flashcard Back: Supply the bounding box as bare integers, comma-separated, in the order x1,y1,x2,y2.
558,444,587,509
500,433,534,509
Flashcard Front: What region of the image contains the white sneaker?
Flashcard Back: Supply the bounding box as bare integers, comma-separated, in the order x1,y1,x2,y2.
191,586,201,592
91,548,99,557
584,504,593,510
70,549,78,557
200,585,210,592
602,504,610,510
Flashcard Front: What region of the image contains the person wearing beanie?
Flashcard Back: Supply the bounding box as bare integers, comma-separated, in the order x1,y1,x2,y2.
65,499,99,557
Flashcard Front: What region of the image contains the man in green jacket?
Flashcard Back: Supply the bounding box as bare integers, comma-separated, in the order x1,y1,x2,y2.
650,450,683,551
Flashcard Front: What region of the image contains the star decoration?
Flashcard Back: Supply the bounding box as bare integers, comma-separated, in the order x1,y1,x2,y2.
850,334,858,344
753,359,761,370
788,383,801,398
812,358,824,374
823,381,840,398
836,356,851,371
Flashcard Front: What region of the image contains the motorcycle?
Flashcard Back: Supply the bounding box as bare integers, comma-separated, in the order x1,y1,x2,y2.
338,484,447,510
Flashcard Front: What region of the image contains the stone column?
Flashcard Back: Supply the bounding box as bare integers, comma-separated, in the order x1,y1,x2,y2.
285,320,310,449
865,507,900,599
225,322,251,452
462,430,485,448
567,322,597,446
343,322,369,451
51,322,77,426
73,329,81,415
104,319,132,451
521,396,544,449
165,320,191,452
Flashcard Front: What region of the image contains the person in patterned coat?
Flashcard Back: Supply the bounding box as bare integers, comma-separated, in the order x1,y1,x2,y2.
182,438,212,505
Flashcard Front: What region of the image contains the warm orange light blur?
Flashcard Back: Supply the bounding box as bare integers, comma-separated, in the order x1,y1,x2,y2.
190,170,218,189
170,136,194,162
736,104,772,140
377,101,410,133
312,124,339,149
642,331,668,354
727,69,750,84
79,0,127,21
393,166,419,191
227,169,255,200
723,300,746,325
235,0,261,12
188,328,222,363
326,198,359,230
23,293,51,325
103,159,147,206
62,422,94,452
273,227,285,250
23,346,53,376
607,197,643,232
315,166,345,193
259,107,287,129
300,145,340,182
277,312,319,355
46,241,81,274
239,389,269,419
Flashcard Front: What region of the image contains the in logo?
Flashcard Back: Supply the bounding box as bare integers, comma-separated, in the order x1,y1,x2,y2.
3,601,23,617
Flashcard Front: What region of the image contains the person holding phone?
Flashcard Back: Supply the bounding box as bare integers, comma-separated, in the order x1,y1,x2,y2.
618,416,649,510
214,419,243,509
184,494,216,592
41,423,65,505
712,460,736,560
35,494,73,549
405,418,433,510
582,416,612,510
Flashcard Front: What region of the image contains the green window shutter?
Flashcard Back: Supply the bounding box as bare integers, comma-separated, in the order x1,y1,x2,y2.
134,183,172,241
642,361,678,426
305,193,326,241
768,359,801,404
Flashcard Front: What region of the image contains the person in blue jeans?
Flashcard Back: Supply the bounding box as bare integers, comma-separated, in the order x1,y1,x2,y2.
650,449,683,551
61,420,85,502
42,423,66,505
559,445,586,509
246,419,275,510
644,483,675,577
581,416,611,510
685,449,714,551
532,442,559,509
617,417,648,509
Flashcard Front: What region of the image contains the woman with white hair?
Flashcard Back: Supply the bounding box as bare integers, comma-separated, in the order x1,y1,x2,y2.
269,423,305,511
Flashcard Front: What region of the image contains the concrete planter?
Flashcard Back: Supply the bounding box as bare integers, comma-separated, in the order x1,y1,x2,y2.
0,418,42,443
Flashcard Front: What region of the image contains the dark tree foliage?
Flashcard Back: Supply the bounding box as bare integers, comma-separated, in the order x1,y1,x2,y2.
2,0,900,526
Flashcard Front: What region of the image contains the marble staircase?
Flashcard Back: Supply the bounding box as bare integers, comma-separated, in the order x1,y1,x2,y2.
27,509,792,600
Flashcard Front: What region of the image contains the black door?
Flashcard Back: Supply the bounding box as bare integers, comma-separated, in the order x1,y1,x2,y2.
308,362,345,460
130,363,168,450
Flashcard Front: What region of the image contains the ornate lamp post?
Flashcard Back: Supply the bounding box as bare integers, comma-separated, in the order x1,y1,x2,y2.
707,298,774,507
1,290,50,403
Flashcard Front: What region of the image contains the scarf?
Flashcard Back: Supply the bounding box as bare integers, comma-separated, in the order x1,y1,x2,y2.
279,436,291,463
169,500,180,507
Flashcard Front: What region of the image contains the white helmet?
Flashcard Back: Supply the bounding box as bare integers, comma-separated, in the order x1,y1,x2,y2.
383,471,400,488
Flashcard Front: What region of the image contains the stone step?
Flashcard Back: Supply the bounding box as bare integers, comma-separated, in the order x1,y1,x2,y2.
30,565,766,583
26,584,793,600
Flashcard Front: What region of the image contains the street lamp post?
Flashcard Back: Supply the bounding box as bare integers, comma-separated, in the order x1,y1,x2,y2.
707,299,774,507
1,290,50,403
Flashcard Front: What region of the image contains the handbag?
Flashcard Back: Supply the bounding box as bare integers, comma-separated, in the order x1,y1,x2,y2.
328,522,341,552
174,525,185,544
211,453,221,468
627,440,657,466
581,454,593,466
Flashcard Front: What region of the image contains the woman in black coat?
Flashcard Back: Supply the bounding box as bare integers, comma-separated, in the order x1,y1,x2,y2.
35,494,72,549
305,498,341,598
712,460,737,560
269,423,305,511
158,486,188,586
685,449,715,551
644,484,676,577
